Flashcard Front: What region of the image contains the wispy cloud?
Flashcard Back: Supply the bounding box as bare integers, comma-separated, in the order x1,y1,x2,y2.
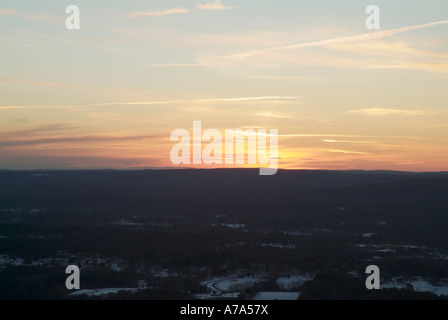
196,0,234,10
20,13,61,23
0,96,301,110
253,112,285,118
0,8,16,15
125,8,190,18
367,63,448,74
0,124,77,138
330,150,371,155
90,101,185,107
327,41,448,75
323,139,375,144
197,96,301,103
141,63,204,68
0,134,162,148
228,20,448,59
0,77,69,88
0,8,61,23
280,134,424,140
349,108,429,116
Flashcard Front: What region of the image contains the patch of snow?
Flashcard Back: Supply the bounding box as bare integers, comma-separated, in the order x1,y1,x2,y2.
112,220,143,227
110,262,124,272
262,243,296,249
276,275,313,290
382,278,448,296
29,235,46,239
376,249,395,253
216,276,260,292
0,255,24,267
281,231,309,236
382,280,407,290
410,280,448,296
153,269,169,278
0,208,19,213
312,228,332,233
194,292,240,300
402,245,419,249
362,233,375,238
222,223,246,229
201,273,263,294
253,292,301,300
29,208,46,214
69,287,138,297
148,222,171,227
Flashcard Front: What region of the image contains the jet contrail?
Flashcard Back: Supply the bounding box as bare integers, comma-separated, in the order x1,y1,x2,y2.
228,20,448,59
0,96,302,110
197,96,301,102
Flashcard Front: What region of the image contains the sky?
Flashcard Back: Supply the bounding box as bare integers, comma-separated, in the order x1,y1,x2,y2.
1,0,448,171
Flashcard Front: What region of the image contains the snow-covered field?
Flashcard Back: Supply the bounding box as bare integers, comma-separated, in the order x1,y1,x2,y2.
382,278,448,296
201,273,263,295
69,287,138,297
0,253,129,272
411,280,448,296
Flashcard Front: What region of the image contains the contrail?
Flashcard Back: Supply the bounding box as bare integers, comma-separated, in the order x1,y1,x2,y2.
0,96,301,110
228,20,448,59
197,96,301,102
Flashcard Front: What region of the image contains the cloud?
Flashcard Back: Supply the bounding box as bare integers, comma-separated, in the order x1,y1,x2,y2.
330,41,448,60
349,108,429,116
19,13,61,23
90,101,185,107
228,20,448,59
0,8,16,15
330,150,371,155
367,63,448,75
323,139,375,144
325,42,448,75
0,101,184,110
197,96,301,102
0,124,77,138
0,77,69,88
0,134,162,148
125,8,190,18
0,96,302,110
0,8,61,23
253,112,285,119
141,63,204,67
196,0,234,10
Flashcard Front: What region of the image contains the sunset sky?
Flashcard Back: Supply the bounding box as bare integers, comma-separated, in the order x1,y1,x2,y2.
1,0,448,171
